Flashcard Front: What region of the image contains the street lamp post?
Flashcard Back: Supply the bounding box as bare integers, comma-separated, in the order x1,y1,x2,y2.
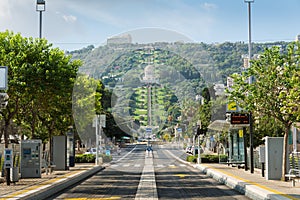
244,0,254,174
192,124,197,156
36,0,46,39
245,0,253,74
197,133,201,164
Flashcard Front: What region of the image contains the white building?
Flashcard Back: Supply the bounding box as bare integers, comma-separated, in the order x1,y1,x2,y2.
214,84,225,96
227,76,234,89
143,64,157,84
107,34,132,45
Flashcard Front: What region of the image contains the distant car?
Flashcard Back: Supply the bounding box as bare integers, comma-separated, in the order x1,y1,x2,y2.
185,146,192,153
84,147,105,155
84,148,97,154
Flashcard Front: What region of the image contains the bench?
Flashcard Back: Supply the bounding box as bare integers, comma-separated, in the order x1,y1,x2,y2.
285,152,300,187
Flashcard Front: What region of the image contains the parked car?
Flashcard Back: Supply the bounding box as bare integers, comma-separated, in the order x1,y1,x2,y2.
84,148,97,154
84,147,105,155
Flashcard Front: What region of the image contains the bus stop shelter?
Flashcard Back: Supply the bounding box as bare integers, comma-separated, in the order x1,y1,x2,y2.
208,120,248,166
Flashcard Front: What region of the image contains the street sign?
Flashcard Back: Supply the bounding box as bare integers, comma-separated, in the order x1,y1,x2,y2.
239,129,244,137
226,101,237,112
177,128,182,133
92,115,98,127
0,66,8,90
4,149,13,168
100,114,106,128
146,127,152,133
105,149,110,156
231,113,250,124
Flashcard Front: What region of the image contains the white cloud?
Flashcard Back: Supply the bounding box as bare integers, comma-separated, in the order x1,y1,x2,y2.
201,3,217,11
63,15,77,23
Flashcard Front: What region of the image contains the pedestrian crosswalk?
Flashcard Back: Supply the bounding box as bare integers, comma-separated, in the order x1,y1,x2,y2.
110,163,187,168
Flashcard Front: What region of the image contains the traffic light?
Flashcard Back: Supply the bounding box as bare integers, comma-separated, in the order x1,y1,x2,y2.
0,93,9,109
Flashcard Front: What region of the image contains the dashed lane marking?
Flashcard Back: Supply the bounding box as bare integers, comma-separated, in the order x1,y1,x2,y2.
64,197,121,200
174,174,187,178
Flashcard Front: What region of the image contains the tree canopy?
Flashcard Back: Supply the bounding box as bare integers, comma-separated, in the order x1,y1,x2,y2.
0,31,80,146
228,42,300,180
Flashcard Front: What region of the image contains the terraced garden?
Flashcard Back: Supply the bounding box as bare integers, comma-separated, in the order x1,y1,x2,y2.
130,85,178,136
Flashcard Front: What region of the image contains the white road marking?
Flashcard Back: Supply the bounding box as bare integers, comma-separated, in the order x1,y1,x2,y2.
135,152,158,200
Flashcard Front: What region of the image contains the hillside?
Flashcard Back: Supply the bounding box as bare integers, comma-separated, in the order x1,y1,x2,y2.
68,41,291,138
68,41,290,85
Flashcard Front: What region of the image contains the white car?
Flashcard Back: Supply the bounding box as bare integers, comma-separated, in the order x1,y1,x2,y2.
84,147,105,154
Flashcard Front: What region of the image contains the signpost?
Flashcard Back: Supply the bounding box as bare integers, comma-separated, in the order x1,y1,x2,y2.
4,149,13,169
93,115,106,165
99,115,106,156
4,149,13,185
1,67,9,185
146,127,152,138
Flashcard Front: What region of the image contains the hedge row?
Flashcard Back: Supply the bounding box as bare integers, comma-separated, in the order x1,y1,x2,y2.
187,154,228,163
75,154,112,163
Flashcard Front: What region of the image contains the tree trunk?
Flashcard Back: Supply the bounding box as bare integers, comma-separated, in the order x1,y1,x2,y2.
4,120,10,148
281,125,290,181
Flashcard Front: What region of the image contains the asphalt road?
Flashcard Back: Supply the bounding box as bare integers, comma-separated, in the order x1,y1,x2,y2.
47,144,249,200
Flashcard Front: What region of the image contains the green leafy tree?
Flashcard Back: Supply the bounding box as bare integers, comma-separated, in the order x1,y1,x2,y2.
0,31,80,147
72,74,100,143
228,42,300,180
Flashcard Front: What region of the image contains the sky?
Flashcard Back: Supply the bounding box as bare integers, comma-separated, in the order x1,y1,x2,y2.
1,0,300,51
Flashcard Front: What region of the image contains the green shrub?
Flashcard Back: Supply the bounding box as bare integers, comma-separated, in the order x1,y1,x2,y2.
219,155,228,162
186,154,228,163
75,154,95,163
187,155,197,163
75,154,113,163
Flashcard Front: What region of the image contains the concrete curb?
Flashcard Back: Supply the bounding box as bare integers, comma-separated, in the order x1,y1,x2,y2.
164,148,291,200
22,165,105,200
195,165,291,200
8,146,293,200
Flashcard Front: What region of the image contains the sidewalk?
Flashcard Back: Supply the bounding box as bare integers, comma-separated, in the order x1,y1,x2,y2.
1,146,300,200
196,163,300,200
165,145,300,200
0,163,104,200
